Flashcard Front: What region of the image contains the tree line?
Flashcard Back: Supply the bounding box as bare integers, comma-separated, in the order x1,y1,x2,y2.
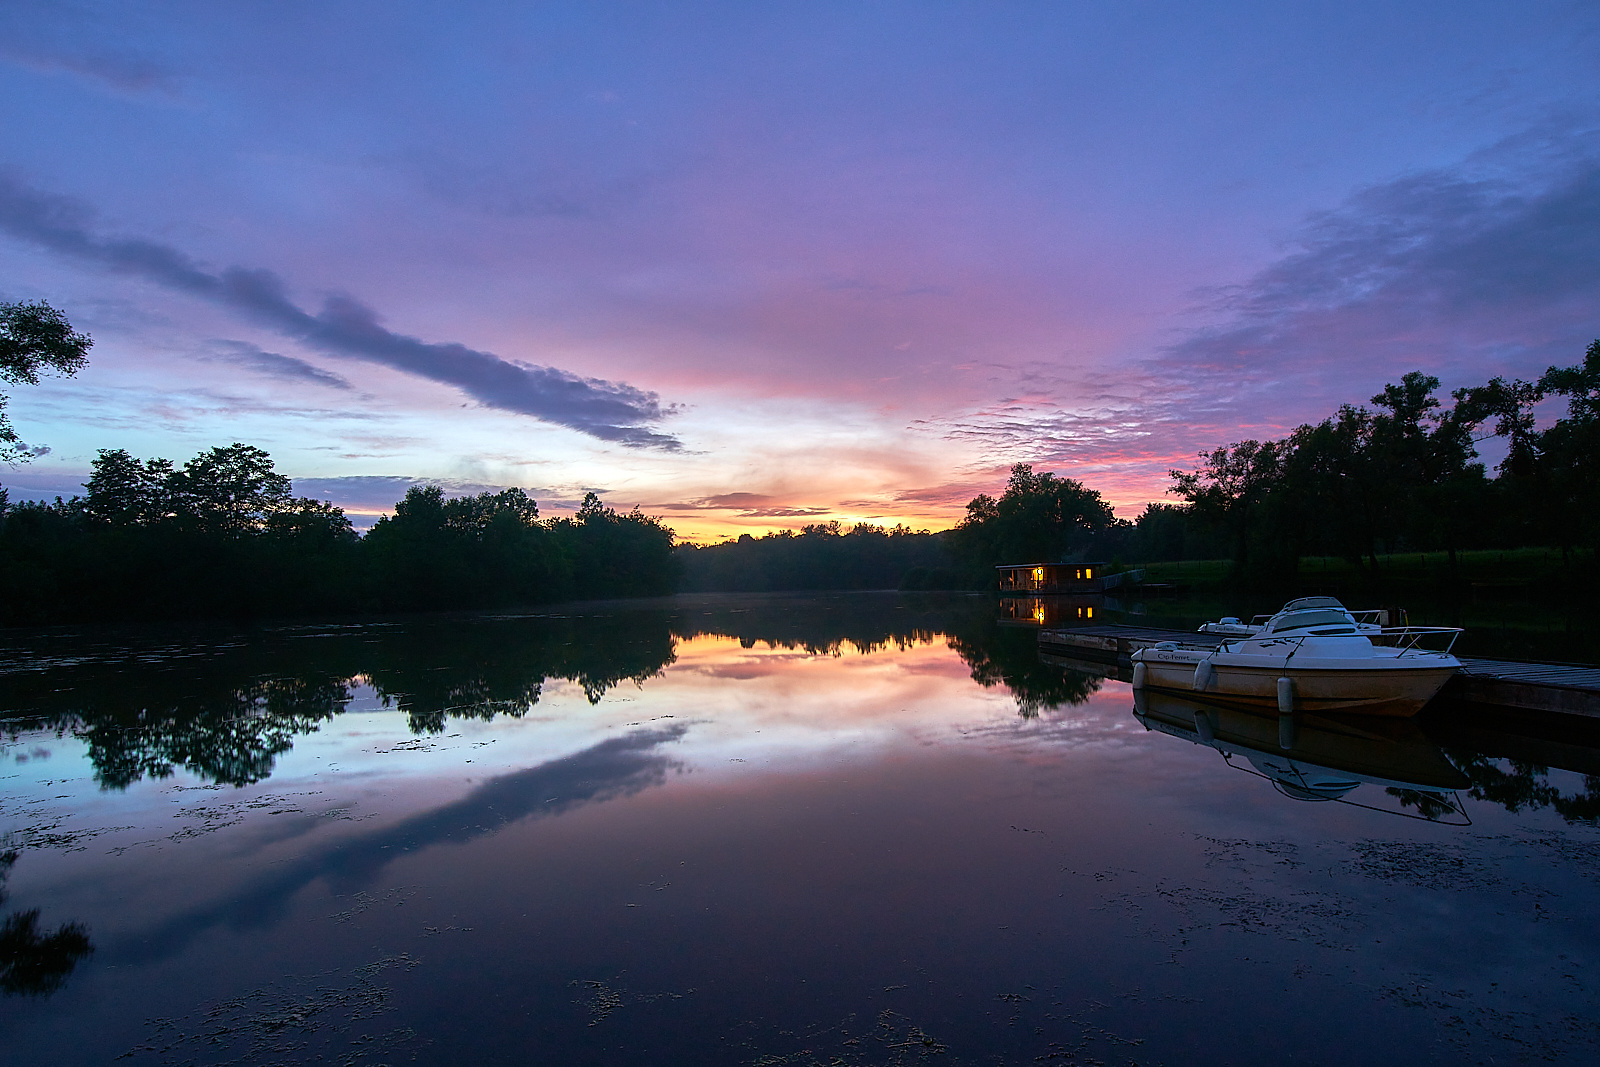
938,344,1600,587
676,521,955,592
0,443,676,624
1151,347,1600,581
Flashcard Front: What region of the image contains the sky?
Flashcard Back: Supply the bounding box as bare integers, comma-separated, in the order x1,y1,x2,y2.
1,1,1597,540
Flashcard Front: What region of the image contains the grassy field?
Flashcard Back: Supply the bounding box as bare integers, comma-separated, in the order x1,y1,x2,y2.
1140,547,1593,593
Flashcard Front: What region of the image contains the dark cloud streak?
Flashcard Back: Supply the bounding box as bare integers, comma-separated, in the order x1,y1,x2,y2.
211,340,353,390
0,174,681,448
1162,132,1600,391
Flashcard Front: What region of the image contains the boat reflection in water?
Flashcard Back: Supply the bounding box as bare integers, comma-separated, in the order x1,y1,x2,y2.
1133,686,1471,818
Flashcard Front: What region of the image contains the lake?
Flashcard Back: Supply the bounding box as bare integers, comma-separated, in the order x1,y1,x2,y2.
2,592,1598,1065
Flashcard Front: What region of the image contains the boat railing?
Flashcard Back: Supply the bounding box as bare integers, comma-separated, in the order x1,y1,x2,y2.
1370,626,1464,655
1232,626,1463,658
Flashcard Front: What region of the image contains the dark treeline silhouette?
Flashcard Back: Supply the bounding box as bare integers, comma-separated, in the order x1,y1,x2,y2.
3,298,1594,609
0,444,677,624
1133,347,1600,583
941,345,1600,589
676,522,958,593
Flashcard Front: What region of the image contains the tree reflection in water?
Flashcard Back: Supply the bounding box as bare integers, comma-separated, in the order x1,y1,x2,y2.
1,611,680,789
1,595,1018,788
0,852,92,997
947,619,1102,718
1441,753,1600,825
9,595,1600,828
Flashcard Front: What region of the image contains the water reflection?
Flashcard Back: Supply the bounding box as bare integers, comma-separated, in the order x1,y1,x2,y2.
1427,707,1600,826
949,621,1102,717
1134,688,1472,818
4,593,1600,1065
117,726,692,968
0,851,92,997
1,595,1100,790
1,612,684,788
995,593,1105,628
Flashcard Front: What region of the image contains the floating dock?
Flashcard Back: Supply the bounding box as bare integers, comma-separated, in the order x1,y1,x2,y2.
1038,624,1600,719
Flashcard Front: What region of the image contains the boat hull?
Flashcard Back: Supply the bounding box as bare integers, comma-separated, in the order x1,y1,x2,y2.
1135,649,1457,717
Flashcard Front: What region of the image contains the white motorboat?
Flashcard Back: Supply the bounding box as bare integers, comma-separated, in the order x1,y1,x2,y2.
1130,596,1462,717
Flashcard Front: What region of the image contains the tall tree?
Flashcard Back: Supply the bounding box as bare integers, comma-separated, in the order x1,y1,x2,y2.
0,300,92,464
1169,439,1286,574
170,443,294,534
1536,340,1600,561
952,463,1115,570
83,449,176,525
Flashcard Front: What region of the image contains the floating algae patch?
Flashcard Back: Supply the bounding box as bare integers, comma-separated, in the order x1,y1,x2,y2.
1344,840,1502,893
118,955,423,1066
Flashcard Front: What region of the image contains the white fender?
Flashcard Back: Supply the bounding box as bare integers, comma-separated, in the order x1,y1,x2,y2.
1276,676,1295,715
1192,660,1216,691
1132,661,1147,689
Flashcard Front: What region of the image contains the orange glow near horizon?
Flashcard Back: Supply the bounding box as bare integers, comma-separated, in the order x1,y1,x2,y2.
340,477,1180,545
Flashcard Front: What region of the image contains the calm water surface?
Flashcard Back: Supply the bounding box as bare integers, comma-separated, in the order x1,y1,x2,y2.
2,593,1598,1065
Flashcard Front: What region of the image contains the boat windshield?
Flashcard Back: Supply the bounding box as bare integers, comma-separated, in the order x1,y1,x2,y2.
1267,609,1353,632
1281,596,1345,612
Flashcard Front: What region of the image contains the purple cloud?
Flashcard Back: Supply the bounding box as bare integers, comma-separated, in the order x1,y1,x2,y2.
208,340,353,391
1159,131,1600,403
0,174,681,449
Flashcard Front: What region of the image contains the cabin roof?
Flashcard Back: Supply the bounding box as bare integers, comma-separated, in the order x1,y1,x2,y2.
993,561,1108,570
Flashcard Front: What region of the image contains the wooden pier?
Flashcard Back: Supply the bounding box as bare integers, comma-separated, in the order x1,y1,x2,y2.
1038,624,1600,719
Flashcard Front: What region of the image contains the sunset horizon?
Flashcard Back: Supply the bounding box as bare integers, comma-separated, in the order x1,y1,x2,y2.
3,3,1596,543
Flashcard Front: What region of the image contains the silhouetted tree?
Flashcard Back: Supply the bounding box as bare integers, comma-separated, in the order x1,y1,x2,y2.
1537,340,1600,561
1170,438,1287,577
0,300,91,465
950,463,1116,579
